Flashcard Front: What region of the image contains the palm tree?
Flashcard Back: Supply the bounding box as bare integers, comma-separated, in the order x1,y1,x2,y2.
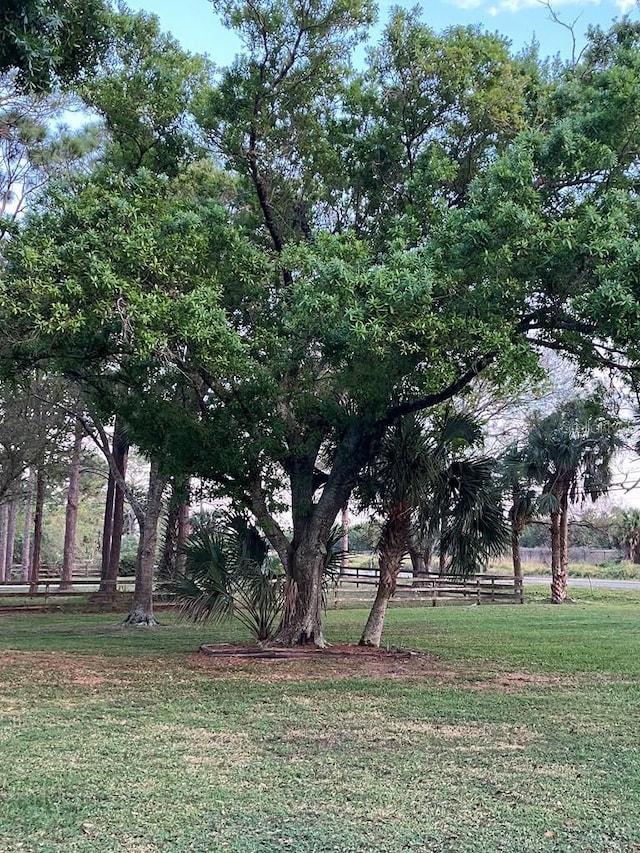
356,415,432,647
611,509,640,564
521,396,624,603
357,410,509,647
499,442,541,589
161,512,284,642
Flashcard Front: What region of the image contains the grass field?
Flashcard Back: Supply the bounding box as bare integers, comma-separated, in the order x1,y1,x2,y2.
1,589,639,853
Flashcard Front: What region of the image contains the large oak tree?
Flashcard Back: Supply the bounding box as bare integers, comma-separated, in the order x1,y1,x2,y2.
4,3,640,643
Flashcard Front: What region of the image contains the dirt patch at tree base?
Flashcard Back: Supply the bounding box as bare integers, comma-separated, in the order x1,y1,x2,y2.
199,642,423,659
194,643,565,687
195,642,456,680
0,646,565,691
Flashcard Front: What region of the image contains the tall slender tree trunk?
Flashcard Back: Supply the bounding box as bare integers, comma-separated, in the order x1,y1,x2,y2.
100,468,115,581
409,531,433,585
60,419,84,591
511,521,523,597
550,491,568,603
104,427,128,594
98,420,128,595
341,504,349,573
159,501,179,580
176,499,189,576
158,478,190,579
28,470,46,595
20,471,35,582
360,504,410,647
4,499,17,582
0,504,8,583
123,460,167,627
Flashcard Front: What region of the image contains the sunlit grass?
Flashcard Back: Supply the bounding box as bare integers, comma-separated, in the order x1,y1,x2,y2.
0,598,639,852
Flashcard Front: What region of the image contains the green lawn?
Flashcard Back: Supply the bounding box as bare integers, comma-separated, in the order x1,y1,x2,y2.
0,593,639,853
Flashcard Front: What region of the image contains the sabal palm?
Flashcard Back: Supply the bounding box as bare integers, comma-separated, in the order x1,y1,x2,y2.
521,397,623,603
500,442,542,581
161,513,284,642
613,509,640,563
358,409,508,646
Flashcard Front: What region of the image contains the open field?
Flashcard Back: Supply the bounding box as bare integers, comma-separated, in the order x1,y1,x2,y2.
1,591,639,852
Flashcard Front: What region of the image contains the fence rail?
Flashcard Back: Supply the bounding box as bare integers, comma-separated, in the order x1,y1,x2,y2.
335,567,523,606
0,577,136,601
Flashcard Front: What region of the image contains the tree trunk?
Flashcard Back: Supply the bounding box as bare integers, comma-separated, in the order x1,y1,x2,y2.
176,499,190,575
0,504,8,583
257,424,386,646
276,543,326,646
123,460,167,627
511,522,523,595
158,500,179,580
4,499,18,582
20,471,35,582
340,503,350,573
409,531,433,584
158,478,190,579
360,504,410,647
103,427,128,594
550,499,567,603
60,419,84,591
100,467,115,582
29,470,46,595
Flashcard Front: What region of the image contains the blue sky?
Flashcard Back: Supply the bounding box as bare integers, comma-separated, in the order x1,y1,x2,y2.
126,0,639,64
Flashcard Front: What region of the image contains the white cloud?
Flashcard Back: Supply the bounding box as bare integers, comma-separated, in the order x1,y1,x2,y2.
614,0,637,12
448,0,602,13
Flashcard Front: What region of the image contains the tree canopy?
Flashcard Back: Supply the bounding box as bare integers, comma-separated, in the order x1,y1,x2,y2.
0,0,110,92
3,1,640,642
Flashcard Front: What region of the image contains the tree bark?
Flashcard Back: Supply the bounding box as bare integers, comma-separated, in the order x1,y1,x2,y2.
28,470,46,595
409,531,433,584
4,499,18,582
20,471,35,582
511,523,523,593
176,499,190,575
60,418,84,590
550,491,568,603
123,459,167,627
100,467,115,581
255,422,385,646
158,500,179,580
0,504,8,583
103,425,128,594
341,504,349,573
360,504,410,647
276,545,326,646
158,478,189,579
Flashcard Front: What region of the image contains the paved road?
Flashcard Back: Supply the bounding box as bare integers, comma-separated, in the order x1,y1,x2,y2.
524,576,640,590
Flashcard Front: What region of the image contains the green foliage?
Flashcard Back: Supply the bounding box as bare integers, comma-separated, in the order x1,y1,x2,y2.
348,521,379,553
5,3,640,639
79,11,211,176
359,410,509,576
610,508,640,563
523,395,626,507
0,0,110,91
162,514,284,642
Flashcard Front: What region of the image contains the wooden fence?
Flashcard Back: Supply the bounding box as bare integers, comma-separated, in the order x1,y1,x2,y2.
334,567,523,606
0,576,136,602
